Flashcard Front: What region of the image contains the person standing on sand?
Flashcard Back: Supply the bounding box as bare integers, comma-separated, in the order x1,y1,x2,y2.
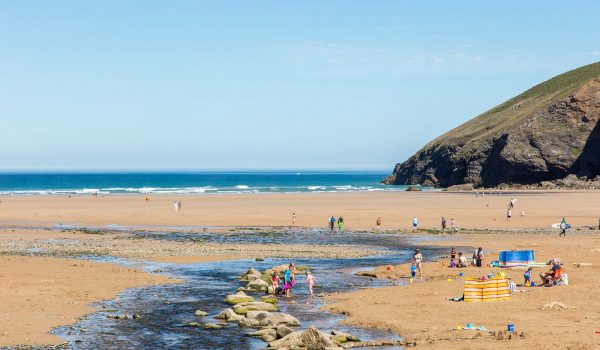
292,212,296,226
441,217,447,233
329,216,336,231
450,218,457,234
507,208,512,221
337,216,344,231
412,249,423,278
475,247,484,267
376,216,382,230
521,209,525,220
412,216,419,231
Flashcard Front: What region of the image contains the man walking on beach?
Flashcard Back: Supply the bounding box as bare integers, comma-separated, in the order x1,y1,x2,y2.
441,217,446,233
559,218,567,237
292,212,296,226
412,216,419,231
329,216,336,231
376,216,382,230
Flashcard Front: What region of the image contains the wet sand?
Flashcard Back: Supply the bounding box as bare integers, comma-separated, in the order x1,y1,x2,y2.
1,191,600,230
324,233,600,349
0,255,176,346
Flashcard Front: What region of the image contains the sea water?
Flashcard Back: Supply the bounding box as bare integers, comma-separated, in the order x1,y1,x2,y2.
0,171,425,195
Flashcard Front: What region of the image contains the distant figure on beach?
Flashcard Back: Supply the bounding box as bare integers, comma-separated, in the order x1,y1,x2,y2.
173,201,182,212
412,248,423,278
376,216,382,230
559,218,567,237
450,247,456,260
474,247,484,267
412,216,419,231
507,208,512,221
145,196,150,204
329,216,336,231
306,271,316,297
441,217,447,233
337,216,344,231
292,212,296,225
450,218,457,234
458,252,468,267
521,209,525,220
509,198,516,209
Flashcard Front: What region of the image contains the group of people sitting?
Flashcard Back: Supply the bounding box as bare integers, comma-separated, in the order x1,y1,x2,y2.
448,247,485,268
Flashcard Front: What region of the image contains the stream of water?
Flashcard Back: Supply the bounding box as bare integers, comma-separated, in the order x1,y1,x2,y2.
16,228,448,350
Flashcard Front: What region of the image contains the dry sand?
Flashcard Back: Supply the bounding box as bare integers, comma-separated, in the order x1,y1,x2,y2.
324,233,600,349
0,255,176,346
2,191,600,348
0,191,599,230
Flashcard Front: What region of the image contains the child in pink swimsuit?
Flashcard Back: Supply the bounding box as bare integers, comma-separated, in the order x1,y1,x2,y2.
306,271,317,296
271,273,280,294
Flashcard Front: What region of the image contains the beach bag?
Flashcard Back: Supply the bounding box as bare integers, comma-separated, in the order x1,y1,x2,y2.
558,274,568,286
291,279,296,287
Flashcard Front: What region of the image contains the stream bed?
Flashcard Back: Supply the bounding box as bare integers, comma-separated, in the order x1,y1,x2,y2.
30,228,448,349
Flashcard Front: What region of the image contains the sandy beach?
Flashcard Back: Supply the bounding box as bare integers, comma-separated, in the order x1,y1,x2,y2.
324,233,600,349
1,191,600,348
1,191,600,230
0,255,176,346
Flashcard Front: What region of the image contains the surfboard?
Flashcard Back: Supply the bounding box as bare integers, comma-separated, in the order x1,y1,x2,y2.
551,223,571,229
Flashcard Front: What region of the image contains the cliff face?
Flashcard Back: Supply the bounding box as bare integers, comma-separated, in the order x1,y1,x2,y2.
383,61,600,188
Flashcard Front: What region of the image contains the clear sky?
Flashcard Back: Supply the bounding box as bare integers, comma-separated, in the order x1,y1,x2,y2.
1,1,599,171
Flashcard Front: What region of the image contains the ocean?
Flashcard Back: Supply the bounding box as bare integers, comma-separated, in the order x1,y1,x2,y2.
0,171,416,195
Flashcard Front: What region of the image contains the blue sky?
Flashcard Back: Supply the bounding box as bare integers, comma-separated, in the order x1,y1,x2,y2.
1,1,599,170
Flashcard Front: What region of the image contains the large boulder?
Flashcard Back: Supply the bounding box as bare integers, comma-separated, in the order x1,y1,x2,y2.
250,328,277,342
260,295,278,305
246,310,273,321
238,317,260,328
300,327,340,349
215,308,244,322
330,330,360,344
233,301,279,315
258,312,300,327
246,278,269,293
240,268,263,282
268,331,301,349
269,327,340,349
276,325,295,339
224,291,255,304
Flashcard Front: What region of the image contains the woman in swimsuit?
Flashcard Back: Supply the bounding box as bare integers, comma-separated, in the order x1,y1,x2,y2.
412,248,423,279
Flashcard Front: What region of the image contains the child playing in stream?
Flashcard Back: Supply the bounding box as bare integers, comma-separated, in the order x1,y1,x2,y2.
306,271,317,296
271,272,280,294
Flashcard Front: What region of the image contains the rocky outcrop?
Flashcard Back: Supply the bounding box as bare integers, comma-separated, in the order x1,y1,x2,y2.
383,61,600,188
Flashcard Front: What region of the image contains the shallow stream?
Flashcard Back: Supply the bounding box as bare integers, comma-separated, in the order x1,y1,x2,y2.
23,228,448,349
